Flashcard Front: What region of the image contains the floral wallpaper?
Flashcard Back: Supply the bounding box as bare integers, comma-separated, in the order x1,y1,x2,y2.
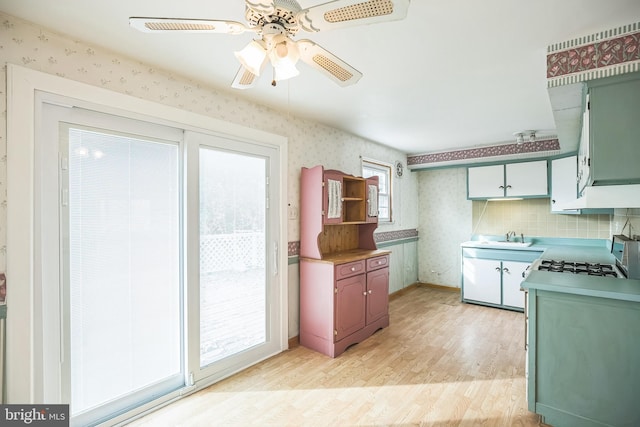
0,12,419,268
417,168,472,288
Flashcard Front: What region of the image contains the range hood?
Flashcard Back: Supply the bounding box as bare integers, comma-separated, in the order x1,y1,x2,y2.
560,184,640,210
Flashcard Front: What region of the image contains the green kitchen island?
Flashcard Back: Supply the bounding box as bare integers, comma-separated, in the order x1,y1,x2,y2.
523,263,640,427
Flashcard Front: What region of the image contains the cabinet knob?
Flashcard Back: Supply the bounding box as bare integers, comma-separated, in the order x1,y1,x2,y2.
552,199,556,204
495,267,501,272
503,267,510,274
368,290,372,294
499,185,505,189
351,267,356,271
363,291,368,296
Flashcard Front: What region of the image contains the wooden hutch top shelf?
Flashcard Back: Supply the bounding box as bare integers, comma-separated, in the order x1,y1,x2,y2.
300,165,381,261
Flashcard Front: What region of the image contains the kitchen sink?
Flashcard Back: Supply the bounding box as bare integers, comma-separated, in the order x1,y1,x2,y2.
477,241,532,248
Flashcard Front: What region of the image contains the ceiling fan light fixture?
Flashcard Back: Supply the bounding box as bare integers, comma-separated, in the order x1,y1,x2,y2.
269,35,300,81
273,61,300,81
234,40,267,76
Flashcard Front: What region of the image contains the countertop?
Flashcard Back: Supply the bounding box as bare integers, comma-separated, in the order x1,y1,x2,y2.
301,249,391,264
463,236,640,303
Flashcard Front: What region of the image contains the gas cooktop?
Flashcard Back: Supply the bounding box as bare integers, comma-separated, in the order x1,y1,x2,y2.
537,259,621,278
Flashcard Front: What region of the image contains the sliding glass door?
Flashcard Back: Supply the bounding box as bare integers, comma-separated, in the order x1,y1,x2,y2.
60,120,183,426
38,102,284,425
185,131,283,385
198,148,267,367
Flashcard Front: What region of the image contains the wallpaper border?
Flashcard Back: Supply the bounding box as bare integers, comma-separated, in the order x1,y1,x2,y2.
547,21,640,87
406,139,560,167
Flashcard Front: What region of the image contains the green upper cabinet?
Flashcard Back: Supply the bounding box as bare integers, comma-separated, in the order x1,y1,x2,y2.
467,160,549,199
580,71,640,190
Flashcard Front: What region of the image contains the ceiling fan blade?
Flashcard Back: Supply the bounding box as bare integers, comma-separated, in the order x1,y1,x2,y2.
231,66,260,89
297,0,410,32
297,39,362,87
246,0,276,15
129,17,251,34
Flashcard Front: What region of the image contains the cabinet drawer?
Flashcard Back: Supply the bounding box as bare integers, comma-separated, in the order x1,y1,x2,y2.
335,260,366,280
367,255,389,271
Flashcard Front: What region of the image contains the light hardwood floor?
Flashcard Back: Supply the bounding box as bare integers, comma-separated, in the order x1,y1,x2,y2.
129,285,543,426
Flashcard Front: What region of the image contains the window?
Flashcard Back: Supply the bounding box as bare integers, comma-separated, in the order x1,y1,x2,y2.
362,159,392,222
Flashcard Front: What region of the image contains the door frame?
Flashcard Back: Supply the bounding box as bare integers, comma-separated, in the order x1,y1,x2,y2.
6,64,288,406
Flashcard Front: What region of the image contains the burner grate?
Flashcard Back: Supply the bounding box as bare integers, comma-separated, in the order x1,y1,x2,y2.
538,260,619,278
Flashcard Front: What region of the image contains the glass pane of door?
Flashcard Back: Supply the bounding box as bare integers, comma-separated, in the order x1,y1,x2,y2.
64,126,182,424
199,148,266,367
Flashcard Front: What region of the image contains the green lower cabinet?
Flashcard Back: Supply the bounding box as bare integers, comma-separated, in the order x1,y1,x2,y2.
528,290,640,427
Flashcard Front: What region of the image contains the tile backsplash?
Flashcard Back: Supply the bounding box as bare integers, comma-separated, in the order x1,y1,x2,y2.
472,198,612,239
612,209,640,239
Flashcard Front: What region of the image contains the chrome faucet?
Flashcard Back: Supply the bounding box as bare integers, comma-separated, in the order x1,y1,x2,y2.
506,231,516,241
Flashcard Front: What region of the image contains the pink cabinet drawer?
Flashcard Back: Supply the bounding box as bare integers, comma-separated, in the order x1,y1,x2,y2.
335,260,366,280
367,255,389,271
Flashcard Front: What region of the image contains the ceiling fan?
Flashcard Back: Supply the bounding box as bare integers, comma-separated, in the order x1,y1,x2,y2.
130,0,410,89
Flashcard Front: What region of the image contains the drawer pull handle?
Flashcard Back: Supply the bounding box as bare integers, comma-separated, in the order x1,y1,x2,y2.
351,267,356,271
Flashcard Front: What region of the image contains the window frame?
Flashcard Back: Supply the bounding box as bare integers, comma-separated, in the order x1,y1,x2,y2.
361,158,393,223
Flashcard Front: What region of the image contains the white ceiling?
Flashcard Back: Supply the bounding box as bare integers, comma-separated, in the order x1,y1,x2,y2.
2,0,640,155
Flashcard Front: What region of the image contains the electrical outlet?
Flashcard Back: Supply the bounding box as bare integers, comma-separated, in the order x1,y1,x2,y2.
288,204,298,220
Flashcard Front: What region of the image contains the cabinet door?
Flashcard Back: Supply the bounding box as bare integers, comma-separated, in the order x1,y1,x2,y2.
505,160,548,197
462,257,501,304
578,97,590,194
323,171,343,224
334,274,366,341
551,156,579,213
366,267,389,324
502,261,528,309
468,165,504,198
589,76,640,186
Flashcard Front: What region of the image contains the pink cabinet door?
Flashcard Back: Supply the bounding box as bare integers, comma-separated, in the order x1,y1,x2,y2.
366,267,389,324
334,274,366,341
